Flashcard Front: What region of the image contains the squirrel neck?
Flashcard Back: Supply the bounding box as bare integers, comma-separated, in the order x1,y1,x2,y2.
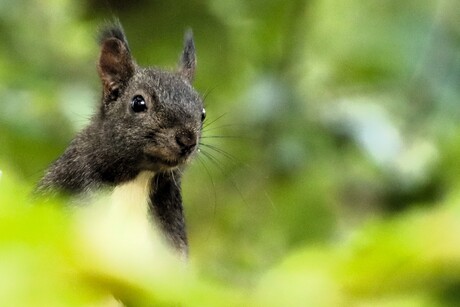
110,170,188,255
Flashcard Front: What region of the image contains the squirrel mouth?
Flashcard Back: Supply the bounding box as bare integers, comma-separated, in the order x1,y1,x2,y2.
143,153,184,171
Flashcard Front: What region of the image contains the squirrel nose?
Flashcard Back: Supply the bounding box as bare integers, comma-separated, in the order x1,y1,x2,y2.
176,131,197,154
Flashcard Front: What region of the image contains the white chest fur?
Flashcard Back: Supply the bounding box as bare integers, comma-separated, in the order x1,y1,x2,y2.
110,171,154,222
74,170,182,289
77,171,164,251
76,171,169,245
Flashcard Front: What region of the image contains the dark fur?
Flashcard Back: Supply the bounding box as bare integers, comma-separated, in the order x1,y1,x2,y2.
37,22,203,254
149,170,187,252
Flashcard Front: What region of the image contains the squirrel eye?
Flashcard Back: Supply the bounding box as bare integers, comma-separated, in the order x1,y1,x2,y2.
131,95,147,112
201,108,206,121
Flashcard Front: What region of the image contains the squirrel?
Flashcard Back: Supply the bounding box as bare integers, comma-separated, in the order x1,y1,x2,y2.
36,21,205,256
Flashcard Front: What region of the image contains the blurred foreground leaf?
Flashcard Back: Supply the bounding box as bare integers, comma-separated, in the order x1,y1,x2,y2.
2,169,460,305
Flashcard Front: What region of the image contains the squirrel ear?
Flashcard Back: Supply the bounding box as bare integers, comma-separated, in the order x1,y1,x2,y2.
98,32,134,101
179,29,196,83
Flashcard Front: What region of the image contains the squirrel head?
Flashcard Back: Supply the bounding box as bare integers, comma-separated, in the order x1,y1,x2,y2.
95,23,205,173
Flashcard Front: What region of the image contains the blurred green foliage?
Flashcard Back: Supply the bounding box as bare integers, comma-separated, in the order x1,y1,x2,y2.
1,0,460,305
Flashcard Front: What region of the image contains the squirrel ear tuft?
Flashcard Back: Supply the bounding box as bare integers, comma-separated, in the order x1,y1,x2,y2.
179,29,196,83
98,24,134,101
